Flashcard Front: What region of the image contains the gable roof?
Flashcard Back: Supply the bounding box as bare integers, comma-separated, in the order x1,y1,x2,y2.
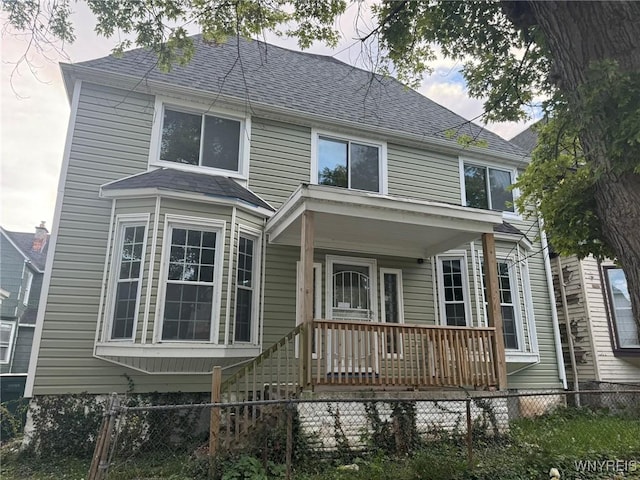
73,36,528,159
1,228,50,272
101,168,274,211
510,122,540,154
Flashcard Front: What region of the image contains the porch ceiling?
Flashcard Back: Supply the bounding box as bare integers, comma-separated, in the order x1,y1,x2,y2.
265,184,503,258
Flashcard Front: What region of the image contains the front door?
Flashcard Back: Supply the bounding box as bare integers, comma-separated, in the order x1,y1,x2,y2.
327,257,378,374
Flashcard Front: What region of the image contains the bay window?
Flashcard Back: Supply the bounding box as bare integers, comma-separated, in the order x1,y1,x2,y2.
234,233,260,343
437,256,471,327
161,221,223,341
110,223,147,340
0,321,15,363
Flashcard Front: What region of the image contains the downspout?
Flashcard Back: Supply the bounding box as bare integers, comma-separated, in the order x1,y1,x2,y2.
540,223,568,389
556,256,581,405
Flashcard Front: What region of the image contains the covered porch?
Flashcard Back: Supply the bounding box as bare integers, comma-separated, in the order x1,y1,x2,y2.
265,184,509,391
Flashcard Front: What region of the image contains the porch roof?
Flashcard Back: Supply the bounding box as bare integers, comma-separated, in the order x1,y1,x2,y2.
265,184,503,258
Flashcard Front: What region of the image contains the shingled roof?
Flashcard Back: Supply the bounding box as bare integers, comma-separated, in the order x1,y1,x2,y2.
75,36,528,158
510,122,541,154
1,228,50,272
102,168,273,211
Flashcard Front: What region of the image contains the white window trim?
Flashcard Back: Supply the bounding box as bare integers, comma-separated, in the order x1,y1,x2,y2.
0,321,16,364
148,96,251,181
379,268,405,359
325,255,379,322
435,252,473,327
155,215,226,344
379,268,404,324
22,270,34,306
311,128,388,194
458,157,521,220
233,226,263,345
295,262,322,359
476,250,528,353
104,214,150,343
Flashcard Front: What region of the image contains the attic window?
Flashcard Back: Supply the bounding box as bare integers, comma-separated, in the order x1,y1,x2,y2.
159,106,243,174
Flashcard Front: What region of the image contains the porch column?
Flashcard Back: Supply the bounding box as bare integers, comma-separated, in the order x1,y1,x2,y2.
300,211,315,389
482,232,508,389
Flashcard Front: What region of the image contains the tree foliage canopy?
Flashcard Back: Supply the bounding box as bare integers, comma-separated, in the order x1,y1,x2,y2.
4,0,640,323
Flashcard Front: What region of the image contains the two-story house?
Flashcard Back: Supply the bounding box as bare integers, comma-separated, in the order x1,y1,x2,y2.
511,126,639,390
26,37,566,401
1,223,49,400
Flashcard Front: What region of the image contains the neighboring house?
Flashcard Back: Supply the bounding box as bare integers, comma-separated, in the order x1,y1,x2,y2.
1,223,49,401
27,37,567,401
511,126,640,388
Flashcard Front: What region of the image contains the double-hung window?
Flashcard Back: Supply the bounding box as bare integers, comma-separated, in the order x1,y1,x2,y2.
161,221,223,341
437,256,471,326
157,104,245,176
110,223,147,340
234,234,259,343
315,134,385,193
463,163,514,212
481,260,520,350
604,267,639,350
0,321,15,364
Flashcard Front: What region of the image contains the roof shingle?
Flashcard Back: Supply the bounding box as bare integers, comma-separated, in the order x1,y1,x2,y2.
76,36,529,158
102,168,273,211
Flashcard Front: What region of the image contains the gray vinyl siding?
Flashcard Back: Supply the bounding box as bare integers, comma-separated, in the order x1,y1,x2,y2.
248,118,311,208
32,82,159,395
551,255,598,385
9,326,34,373
1,236,26,319
387,144,460,204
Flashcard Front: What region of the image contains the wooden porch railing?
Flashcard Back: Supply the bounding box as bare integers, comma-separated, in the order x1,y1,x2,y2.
310,320,499,389
218,325,302,446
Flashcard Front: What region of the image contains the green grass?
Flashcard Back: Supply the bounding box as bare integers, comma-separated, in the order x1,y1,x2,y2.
3,408,640,480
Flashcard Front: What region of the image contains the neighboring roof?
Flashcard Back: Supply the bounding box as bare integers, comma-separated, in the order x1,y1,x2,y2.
1,228,50,272
74,36,528,159
102,168,274,211
510,122,540,154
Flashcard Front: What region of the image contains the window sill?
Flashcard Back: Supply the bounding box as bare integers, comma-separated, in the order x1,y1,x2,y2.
612,347,640,358
95,342,261,358
505,352,539,364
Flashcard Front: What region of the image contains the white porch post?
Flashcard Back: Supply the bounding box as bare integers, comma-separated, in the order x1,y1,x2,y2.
482,232,508,389
300,211,315,389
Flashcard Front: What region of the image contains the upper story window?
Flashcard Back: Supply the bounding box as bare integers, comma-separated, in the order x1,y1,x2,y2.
463,162,515,213
151,98,250,179
604,267,639,350
312,131,387,194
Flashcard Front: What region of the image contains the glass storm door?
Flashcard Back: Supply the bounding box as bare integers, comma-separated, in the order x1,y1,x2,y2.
328,261,378,374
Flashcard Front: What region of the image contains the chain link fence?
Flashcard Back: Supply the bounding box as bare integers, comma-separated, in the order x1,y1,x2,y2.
70,389,640,480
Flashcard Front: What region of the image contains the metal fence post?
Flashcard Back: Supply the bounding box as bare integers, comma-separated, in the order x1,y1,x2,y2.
466,398,473,469
88,393,120,480
286,402,294,480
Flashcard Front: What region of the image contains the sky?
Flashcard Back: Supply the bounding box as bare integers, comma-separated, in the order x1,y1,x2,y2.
0,2,535,233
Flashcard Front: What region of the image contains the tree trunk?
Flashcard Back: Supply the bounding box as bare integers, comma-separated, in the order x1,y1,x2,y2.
517,1,640,329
